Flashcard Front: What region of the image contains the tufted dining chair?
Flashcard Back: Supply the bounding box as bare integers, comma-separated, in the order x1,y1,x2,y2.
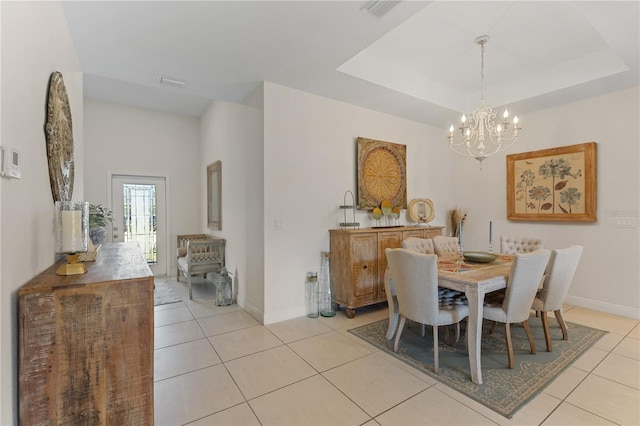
433,236,459,256
402,237,435,254
385,248,469,373
483,249,551,369
500,236,544,254
387,237,465,343
531,245,583,352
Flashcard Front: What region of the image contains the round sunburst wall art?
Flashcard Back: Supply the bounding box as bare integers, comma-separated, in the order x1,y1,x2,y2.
357,137,407,210
45,71,74,203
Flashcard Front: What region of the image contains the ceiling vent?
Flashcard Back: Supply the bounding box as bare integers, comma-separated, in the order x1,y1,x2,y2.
360,0,401,18
158,75,186,89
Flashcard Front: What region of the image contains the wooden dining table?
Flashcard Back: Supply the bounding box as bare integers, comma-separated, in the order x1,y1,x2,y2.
437,254,514,385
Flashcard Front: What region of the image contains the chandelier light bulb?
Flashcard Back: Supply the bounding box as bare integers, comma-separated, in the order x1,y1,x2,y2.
446,35,521,164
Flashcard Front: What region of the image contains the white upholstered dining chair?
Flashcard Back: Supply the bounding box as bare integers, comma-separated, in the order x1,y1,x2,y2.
483,249,551,369
500,236,544,254
402,237,435,254
386,237,465,343
433,236,459,256
385,248,469,373
531,245,583,351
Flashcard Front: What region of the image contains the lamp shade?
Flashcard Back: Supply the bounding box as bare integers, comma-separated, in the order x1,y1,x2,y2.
55,201,89,254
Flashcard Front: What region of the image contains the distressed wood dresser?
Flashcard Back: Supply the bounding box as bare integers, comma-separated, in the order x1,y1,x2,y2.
18,242,154,425
329,226,444,318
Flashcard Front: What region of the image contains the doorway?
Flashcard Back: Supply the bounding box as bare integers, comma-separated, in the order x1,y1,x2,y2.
111,175,167,276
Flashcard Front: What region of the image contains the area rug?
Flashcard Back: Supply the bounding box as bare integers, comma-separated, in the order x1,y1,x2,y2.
349,316,606,418
154,277,182,306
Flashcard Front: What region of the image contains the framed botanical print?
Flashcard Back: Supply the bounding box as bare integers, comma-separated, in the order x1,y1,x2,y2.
507,142,596,221
357,137,407,210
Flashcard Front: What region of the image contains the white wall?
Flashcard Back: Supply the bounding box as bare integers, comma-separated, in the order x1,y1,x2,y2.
0,2,82,423
200,99,265,321
261,82,455,323
83,100,201,276
452,87,640,319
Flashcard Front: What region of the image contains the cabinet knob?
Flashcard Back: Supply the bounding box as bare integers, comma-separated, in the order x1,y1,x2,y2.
362,265,367,269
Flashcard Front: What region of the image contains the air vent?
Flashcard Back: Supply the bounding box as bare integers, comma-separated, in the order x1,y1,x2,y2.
360,0,401,18
157,76,186,89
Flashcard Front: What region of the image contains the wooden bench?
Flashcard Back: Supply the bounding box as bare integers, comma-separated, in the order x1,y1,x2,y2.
177,234,225,299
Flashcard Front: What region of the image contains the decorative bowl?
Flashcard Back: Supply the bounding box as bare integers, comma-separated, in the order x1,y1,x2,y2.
463,251,499,263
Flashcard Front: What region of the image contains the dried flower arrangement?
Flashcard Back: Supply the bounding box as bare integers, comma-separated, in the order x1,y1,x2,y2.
448,206,468,238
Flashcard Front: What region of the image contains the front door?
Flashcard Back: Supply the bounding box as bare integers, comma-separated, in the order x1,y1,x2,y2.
111,175,167,276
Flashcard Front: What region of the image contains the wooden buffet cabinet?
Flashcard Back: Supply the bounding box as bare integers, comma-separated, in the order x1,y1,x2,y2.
329,226,443,318
18,242,154,425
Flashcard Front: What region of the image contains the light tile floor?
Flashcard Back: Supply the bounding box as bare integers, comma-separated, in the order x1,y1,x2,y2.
155,279,640,425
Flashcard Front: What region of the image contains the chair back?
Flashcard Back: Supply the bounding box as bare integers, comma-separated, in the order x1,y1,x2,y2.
402,237,435,254
433,236,459,256
500,236,544,254
538,245,583,311
503,249,551,323
385,248,440,324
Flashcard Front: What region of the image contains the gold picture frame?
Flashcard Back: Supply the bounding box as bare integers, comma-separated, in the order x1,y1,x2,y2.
507,142,596,221
408,198,435,224
207,161,222,230
357,137,407,210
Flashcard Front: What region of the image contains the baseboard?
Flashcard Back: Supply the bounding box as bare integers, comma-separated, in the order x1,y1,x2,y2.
237,296,264,324
565,295,640,320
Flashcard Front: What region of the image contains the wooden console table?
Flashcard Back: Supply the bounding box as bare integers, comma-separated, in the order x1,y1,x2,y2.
18,242,154,425
329,226,443,318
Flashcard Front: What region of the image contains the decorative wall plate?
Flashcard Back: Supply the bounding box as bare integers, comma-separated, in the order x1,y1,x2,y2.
357,137,407,210
45,71,74,202
408,198,435,224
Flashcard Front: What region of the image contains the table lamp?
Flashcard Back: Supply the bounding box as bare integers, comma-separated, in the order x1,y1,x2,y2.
55,201,89,275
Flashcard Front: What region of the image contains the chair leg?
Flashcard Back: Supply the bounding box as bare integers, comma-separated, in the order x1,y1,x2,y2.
188,274,193,300
432,325,439,373
540,311,552,352
554,310,569,340
386,296,398,341
450,323,461,346
523,320,536,355
505,323,515,369
394,316,406,352
443,325,449,343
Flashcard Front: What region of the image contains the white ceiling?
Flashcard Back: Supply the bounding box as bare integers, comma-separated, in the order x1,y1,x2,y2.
62,1,639,128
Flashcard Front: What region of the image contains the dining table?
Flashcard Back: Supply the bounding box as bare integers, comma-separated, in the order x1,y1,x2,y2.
437,254,514,385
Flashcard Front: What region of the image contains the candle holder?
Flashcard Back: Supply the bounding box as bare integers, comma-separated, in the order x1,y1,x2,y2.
55,201,89,275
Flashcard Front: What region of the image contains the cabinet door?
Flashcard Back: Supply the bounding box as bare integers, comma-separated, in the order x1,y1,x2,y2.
378,231,403,301
402,229,424,240
423,227,443,239
351,233,378,304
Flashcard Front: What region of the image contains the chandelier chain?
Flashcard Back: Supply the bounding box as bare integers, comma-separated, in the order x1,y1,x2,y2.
479,40,485,104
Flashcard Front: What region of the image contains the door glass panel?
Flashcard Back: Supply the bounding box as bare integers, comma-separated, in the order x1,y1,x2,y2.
122,183,157,264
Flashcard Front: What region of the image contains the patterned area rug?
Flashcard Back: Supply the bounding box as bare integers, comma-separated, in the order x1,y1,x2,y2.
349,315,606,418
154,277,182,306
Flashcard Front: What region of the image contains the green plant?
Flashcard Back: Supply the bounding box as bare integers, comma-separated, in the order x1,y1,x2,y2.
89,204,113,228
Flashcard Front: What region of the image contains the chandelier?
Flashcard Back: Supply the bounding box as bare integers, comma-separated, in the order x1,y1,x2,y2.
447,35,521,164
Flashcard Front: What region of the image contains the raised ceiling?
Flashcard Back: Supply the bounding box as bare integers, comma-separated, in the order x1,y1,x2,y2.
62,1,639,128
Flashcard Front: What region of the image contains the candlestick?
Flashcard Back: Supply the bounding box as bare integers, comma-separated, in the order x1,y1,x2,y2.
458,221,462,244
489,220,492,244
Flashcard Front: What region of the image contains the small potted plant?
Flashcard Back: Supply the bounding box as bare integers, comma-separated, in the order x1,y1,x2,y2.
89,204,113,246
